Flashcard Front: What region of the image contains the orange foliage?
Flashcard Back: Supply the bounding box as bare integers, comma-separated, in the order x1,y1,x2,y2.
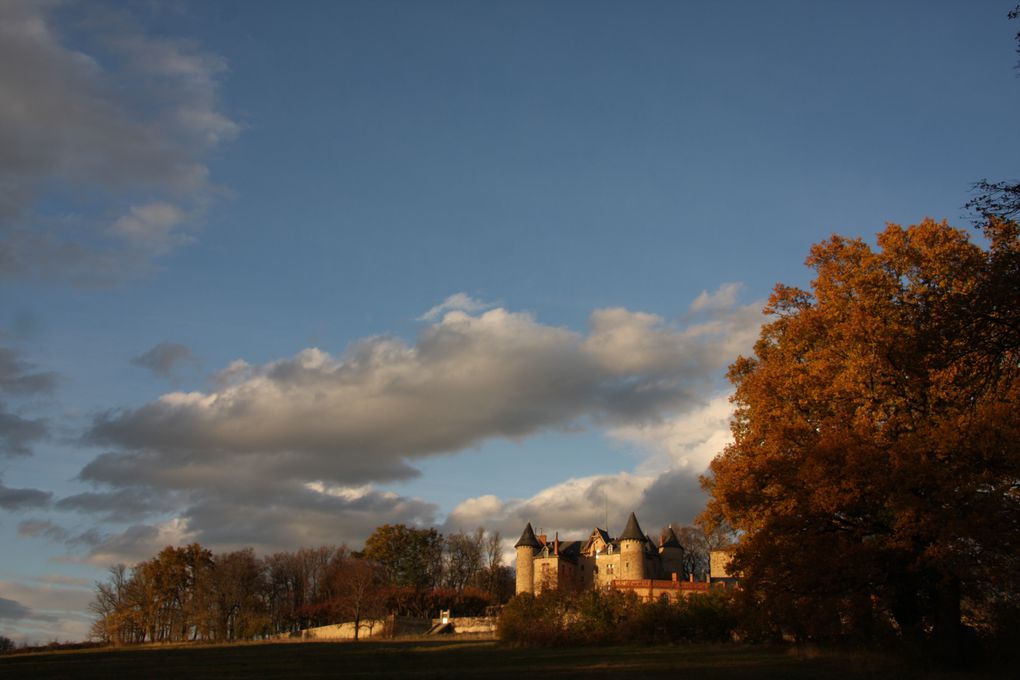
701,219,1020,657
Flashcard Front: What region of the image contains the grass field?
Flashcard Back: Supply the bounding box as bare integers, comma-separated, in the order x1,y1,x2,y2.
0,638,995,679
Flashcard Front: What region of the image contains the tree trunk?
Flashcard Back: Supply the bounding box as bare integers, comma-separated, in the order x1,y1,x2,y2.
932,575,962,668
889,581,924,653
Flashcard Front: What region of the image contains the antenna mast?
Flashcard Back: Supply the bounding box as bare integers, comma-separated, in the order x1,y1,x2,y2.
603,489,608,531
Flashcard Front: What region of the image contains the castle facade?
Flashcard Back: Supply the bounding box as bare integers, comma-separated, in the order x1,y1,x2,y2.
514,512,717,599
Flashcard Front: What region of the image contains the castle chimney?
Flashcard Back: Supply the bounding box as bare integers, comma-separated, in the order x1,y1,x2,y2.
554,532,559,555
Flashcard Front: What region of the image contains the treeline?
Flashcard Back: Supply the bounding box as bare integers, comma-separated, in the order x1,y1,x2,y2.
90,525,512,644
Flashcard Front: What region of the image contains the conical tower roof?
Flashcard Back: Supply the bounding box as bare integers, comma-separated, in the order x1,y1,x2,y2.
514,522,542,548
661,526,682,549
618,512,646,541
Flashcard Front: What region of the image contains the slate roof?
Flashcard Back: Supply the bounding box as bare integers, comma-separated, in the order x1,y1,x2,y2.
661,526,682,549
514,522,542,548
555,540,582,563
618,512,646,541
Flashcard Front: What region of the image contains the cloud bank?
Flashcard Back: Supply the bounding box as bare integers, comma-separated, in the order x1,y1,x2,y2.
0,346,57,457
86,300,757,488
0,478,52,510
443,395,734,541
0,0,237,285
56,293,761,559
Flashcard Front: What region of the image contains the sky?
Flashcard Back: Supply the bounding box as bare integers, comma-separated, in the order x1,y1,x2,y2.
1,0,1018,643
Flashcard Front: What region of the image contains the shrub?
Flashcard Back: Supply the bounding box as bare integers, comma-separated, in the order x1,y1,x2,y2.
498,588,737,647
497,592,568,647
685,589,738,642
571,589,637,645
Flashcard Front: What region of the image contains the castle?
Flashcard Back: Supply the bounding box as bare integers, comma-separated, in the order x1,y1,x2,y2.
514,512,735,600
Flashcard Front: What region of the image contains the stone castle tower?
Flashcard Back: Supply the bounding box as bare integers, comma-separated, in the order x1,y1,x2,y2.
514,522,541,594
618,512,646,580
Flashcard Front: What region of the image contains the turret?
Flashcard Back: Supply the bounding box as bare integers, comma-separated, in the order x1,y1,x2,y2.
659,525,687,579
514,522,541,594
618,512,646,580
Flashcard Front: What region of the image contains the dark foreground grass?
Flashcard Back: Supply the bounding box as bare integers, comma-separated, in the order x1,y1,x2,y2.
0,638,994,680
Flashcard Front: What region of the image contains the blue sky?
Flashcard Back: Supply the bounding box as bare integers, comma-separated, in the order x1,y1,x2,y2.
1,0,1018,642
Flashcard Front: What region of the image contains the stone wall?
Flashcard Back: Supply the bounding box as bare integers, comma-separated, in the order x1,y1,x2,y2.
434,616,497,635
610,578,711,601
709,549,736,579
300,619,389,640
298,615,434,640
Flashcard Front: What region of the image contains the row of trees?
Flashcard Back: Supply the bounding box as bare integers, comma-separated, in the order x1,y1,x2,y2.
89,526,513,644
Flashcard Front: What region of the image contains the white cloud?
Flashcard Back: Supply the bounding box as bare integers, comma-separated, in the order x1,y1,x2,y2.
444,394,738,544
66,290,761,563
585,308,684,375
444,473,649,542
418,293,495,321
83,518,196,567
609,392,734,474
444,466,708,545
109,203,192,254
690,282,743,314
86,294,761,493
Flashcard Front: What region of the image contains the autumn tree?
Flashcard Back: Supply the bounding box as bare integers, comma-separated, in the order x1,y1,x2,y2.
89,545,216,644
325,554,387,640
702,219,1020,662
361,524,443,589
89,564,134,644
136,544,214,642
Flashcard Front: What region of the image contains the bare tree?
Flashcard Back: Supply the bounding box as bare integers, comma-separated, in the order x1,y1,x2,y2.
444,529,484,590
328,556,387,641
966,7,1020,222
